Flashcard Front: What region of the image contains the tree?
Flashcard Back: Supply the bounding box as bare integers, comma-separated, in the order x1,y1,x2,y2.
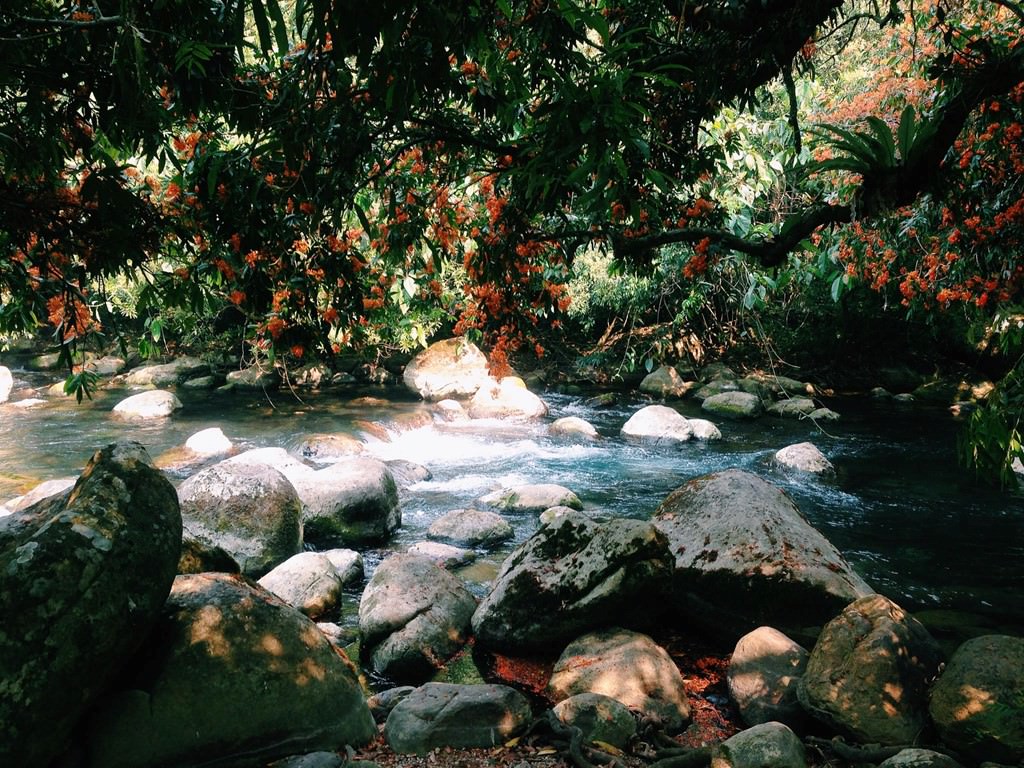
1,0,1022,479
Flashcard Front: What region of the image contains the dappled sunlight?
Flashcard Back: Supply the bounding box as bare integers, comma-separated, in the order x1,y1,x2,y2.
189,605,231,659
260,633,285,657
951,684,995,720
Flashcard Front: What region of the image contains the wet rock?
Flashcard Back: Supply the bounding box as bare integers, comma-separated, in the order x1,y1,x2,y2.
652,469,872,640
773,442,835,475
467,376,548,419
552,693,637,749
894,393,916,405
0,365,13,402
359,554,477,683
620,404,692,444
257,552,344,619
0,443,180,768
384,682,532,754
81,573,375,768
407,540,476,568
877,749,964,768
480,483,582,513
692,378,741,401
295,433,364,462
322,548,364,585
184,427,232,456
403,338,491,401
225,446,312,477
765,396,817,418
289,457,401,547
181,375,219,390
124,356,208,386
710,721,807,768
798,594,944,745
385,459,432,488
550,416,600,440
809,407,840,421
871,386,894,399
640,365,696,399
727,626,808,729
427,508,514,548
702,391,763,419
111,389,182,419
177,461,302,578
547,628,690,733
472,511,673,653
226,365,279,389
928,634,1024,765
434,399,467,421
688,417,722,440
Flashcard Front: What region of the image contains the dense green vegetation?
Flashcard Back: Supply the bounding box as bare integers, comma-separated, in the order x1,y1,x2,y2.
1,0,1022,482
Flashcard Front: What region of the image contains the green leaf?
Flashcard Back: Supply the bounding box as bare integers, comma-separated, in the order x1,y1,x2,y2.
251,0,275,54
897,104,916,163
864,116,896,167
265,0,290,53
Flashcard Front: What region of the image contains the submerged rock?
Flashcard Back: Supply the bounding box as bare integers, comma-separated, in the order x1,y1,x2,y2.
81,573,375,768
0,443,181,768
652,469,871,640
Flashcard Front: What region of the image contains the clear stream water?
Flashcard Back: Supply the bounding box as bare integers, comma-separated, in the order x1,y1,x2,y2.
2,365,1023,638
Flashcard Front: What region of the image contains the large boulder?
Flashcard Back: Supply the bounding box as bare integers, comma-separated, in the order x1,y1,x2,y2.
427,508,514,548
472,511,674,653
652,470,872,640
547,628,691,733
727,627,809,729
480,483,583,513
257,552,344,619
701,391,763,419
639,365,695,399
928,634,1024,764
111,389,182,419
124,356,208,386
403,338,491,400
467,376,548,419
0,365,12,403
0,443,181,768
710,721,807,768
384,683,532,754
289,457,401,547
177,461,302,578
798,594,944,745
620,404,693,445
81,573,375,768
359,554,477,683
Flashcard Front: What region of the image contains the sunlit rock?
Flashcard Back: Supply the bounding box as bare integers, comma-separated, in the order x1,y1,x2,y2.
467,376,548,419
427,508,514,548
727,626,808,729
257,552,344,619
620,404,692,444
688,417,722,440
480,482,582,513
2,476,76,515
84,355,127,377
385,459,432,489
177,461,302,578
639,365,696,399
407,540,476,568
547,628,691,733
0,443,180,768
403,338,491,401
294,432,364,462
0,365,12,403
184,427,233,457
81,573,375,768
549,415,600,440
472,511,673,653
798,594,944,745
652,469,872,640
711,721,807,768
359,554,477,683
773,442,835,475
929,634,1024,765
124,356,208,386
745,371,814,398
112,389,182,419
225,364,279,389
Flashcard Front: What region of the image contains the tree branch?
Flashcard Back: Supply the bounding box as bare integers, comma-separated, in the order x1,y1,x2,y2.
12,15,124,29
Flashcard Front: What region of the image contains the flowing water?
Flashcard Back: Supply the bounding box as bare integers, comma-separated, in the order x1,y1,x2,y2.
3,364,1023,638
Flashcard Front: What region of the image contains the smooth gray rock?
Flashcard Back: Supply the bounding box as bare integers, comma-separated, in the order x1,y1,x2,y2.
550,416,600,440
226,365,279,389
710,721,807,768
3,476,77,514
407,540,476,568
0,443,181,768
693,379,741,401
427,508,514,548
467,376,548,419
384,683,532,754
702,391,763,419
403,338,491,401
295,433,364,462
773,442,835,475
472,511,674,653
82,573,375,768
359,554,477,683
640,365,696,399
184,427,232,456
929,635,1024,765
552,693,636,749
124,356,208,386
766,396,817,418
0,365,12,403
257,552,344,618
368,686,417,724
809,407,841,421
798,594,944,745
321,548,364,585
727,627,808,729
547,628,690,733
177,461,302,578
688,417,723,440
85,356,127,377
877,749,964,768
620,404,692,445
652,469,872,640
480,483,582,513
111,389,182,419
385,459,432,488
